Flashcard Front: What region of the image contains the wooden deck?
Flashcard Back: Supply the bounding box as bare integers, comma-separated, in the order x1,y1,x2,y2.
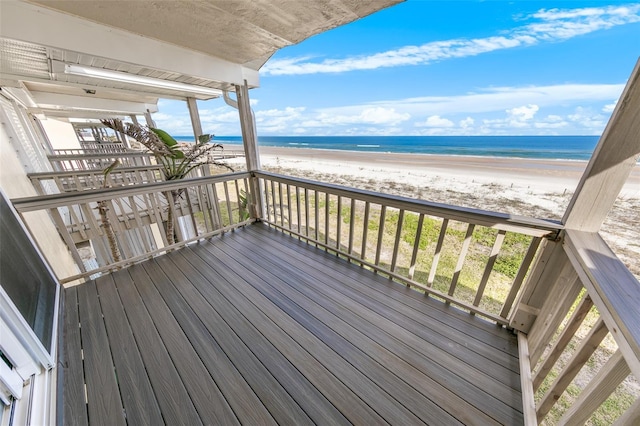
60,223,523,425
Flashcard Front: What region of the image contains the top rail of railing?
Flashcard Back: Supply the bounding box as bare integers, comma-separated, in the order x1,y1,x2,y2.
12,171,253,283
255,171,563,238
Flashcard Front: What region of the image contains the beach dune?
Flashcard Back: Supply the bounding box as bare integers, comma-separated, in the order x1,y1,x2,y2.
224,145,640,279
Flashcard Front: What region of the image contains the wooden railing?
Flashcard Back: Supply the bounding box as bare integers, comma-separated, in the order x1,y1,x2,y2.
28,165,165,195
516,230,640,425
48,152,155,171
12,172,252,283
254,171,563,325
53,142,130,155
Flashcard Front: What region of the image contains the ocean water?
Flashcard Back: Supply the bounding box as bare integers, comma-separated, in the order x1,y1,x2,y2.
174,135,600,161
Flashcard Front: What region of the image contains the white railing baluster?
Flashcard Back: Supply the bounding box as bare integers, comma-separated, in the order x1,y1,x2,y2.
449,223,475,296
374,205,386,267
500,236,542,318
287,184,292,230
295,186,302,236
314,190,319,244
336,196,342,251
325,192,330,248
304,188,310,238
390,209,404,273
428,219,449,287
278,181,285,227
361,201,370,260
408,213,424,281
473,229,506,306
223,181,233,226
348,198,356,256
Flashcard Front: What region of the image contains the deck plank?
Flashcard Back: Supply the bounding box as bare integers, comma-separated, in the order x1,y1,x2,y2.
255,223,518,348
245,224,520,372
226,229,523,424
206,234,497,425
156,254,348,426
140,259,292,425
61,287,88,426
111,268,203,426
63,223,523,425
188,242,438,425
94,274,164,426
175,247,391,425
128,263,238,425
76,282,126,426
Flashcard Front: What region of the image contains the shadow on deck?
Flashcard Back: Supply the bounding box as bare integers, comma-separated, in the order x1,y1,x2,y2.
61,223,523,425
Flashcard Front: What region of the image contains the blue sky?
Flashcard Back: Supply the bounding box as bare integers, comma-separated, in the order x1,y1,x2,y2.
153,1,640,137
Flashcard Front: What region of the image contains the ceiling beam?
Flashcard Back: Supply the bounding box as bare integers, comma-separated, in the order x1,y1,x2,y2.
0,1,260,88
29,92,158,116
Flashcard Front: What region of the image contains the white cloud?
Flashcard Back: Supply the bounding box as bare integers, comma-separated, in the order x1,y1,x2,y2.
255,107,306,133
310,107,410,126
262,4,640,75
507,104,539,121
602,102,617,112
420,115,455,128
318,83,624,117
460,117,475,128
568,106,608,131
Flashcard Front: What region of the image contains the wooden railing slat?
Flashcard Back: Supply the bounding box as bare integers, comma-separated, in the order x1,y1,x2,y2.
564,229,640,380
559,349,630,426
408,213,424,281
427,218,448,287
536,317,609,422
449,223,475,296
532,294,594,391
473,230,506,306
390,209,404,272
500,237,542,318
374,205,386,267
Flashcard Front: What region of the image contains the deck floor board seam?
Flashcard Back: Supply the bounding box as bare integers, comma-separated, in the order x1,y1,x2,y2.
223,230,523,422
63,223,524,425
211,232,513,425
149,255,317,425
179,245,393,425
112,268,203,425
197,238,460,425
255,223,518,348
241,225,520,370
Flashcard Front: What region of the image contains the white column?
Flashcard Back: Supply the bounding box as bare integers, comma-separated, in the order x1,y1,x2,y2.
235,81,260,171
235,80,262,219
144,110,156,128
186,97,203,142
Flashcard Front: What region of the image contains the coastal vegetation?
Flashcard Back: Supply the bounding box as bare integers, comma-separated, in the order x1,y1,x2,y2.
100,119,231,244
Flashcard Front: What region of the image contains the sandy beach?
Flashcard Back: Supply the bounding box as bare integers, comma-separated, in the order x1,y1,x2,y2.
225,145,640,278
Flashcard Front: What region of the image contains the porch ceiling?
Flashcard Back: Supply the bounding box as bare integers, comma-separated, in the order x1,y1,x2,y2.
0,0,402,109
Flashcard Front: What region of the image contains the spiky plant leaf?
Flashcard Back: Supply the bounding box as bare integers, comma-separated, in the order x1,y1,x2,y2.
150,128,184,159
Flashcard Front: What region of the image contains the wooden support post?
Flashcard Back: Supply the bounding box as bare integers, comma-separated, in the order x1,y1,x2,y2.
563,59,640,231
144,110,156,128
186,97,203,143
235,81,262,220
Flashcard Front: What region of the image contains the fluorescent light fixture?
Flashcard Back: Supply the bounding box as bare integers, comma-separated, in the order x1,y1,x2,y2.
65,64,222,97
